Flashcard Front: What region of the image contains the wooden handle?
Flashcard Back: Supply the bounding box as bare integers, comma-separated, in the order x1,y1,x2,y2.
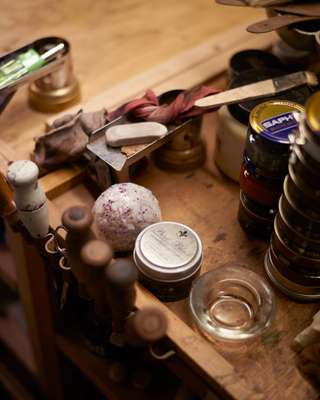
62,206,95,297
274,4,320,17
247,15,320,34
62,206,93,232
125,307,168,347
6,160,49,238
0,171,16,217
80,239,113,315
105,257,137,333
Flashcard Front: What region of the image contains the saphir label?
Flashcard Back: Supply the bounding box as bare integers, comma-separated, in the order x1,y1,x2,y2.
260,112,298,143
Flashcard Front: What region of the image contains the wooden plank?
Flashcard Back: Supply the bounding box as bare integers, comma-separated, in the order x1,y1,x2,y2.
0,243,17,291
0,305,36,377
56,334,176,400
39,165,86,200
8,229,64,400
136,285,262,400
48,112,319,400
0,15,272,164
0,359,34,400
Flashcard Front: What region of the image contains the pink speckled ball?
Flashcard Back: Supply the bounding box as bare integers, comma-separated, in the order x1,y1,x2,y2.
92,183,161,252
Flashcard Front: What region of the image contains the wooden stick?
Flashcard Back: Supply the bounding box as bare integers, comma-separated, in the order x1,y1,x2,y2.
80,239,113,317
105,258,138,335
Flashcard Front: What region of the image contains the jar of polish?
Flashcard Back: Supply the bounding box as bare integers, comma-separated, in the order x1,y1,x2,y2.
239,153,284,207
133,221,202,301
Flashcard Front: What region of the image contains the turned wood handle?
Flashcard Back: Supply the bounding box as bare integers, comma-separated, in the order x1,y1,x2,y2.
80,239,113,315
62,206,93,233
125,307,168,347
6,160,49,238
105,257,138,332
62,206,95,297
0,171,16,217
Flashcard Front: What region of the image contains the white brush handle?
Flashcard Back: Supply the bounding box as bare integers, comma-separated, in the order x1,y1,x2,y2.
7,160,49,238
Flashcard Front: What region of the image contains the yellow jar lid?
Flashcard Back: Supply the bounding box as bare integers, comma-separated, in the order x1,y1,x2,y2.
249,100,304,144
306,92,320,133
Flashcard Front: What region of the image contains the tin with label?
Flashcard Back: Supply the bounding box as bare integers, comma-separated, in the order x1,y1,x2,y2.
246,100,304,173
133,221,203,301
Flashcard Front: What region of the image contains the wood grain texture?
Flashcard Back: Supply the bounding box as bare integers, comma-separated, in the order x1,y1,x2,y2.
48,112,320,399
0,0,267,165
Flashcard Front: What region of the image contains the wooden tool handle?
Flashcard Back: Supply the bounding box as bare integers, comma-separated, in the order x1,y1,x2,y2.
62,206,93,232
247,15,320,34
125,307,168,347
105,257,138,333
274,4,320,17
0,171,16,217
80,239,113,315
6,160,49,238
62,206,95,297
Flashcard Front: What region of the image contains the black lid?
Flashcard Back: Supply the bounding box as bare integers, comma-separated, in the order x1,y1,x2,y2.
229,49,283,81
227,68,312,125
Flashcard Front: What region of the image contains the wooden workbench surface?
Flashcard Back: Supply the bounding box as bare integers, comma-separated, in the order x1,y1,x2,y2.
2,2,318,400
0,0,265,163
50,113,319,400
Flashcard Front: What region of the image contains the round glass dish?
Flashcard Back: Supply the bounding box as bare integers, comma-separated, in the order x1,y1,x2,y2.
189,266,275,343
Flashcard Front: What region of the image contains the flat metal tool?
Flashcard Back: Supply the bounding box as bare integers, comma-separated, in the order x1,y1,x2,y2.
195,71,318,109
87,116,190,176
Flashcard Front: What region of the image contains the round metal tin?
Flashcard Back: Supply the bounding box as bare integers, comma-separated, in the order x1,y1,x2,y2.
289,163,320,201
265,249,320,301
249,100,304,144
269,243,320,286
290,146,320,190
305,92,320,141
280,195,320,240
285,175,320,221
273,213,320,270
134,221,202,282
297,117,320,168
229,50,283,80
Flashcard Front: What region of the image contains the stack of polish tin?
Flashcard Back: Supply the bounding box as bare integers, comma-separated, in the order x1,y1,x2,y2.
238,100,304,239
265,92,320,301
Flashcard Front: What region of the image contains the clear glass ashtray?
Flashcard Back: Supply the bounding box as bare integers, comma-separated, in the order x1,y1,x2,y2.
189,266,275,343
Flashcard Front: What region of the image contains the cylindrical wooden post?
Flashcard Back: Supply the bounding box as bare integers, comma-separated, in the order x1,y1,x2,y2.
105,258,138,334
80,239,113,316
125,307,168,347
6,160,49,238
62,205,95,298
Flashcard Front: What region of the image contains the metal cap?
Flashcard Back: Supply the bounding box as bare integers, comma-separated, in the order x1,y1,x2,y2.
249,100,304,144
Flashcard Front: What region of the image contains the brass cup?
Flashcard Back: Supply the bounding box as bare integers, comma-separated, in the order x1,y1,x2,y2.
154,117,205,171
29,55,80,112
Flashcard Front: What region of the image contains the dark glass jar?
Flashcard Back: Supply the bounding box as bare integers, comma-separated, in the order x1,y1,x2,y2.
246,100,304,174
238,191,276,239
239,154,284,207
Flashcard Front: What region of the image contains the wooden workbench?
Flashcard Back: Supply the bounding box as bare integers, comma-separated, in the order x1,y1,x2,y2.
0,1,318,400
